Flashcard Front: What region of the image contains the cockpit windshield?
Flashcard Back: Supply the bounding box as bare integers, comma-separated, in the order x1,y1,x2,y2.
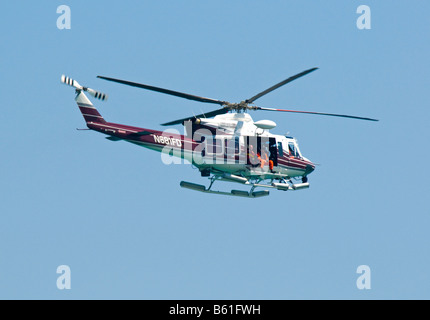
288,141,301,158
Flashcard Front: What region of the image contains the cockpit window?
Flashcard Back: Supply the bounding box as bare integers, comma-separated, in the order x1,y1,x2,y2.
288,142,298,158
295,144,302,158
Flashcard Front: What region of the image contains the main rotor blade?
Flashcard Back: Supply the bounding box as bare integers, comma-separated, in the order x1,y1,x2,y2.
256,107,379,121
97,76,227,106
245,67,318,104
161,108,228,126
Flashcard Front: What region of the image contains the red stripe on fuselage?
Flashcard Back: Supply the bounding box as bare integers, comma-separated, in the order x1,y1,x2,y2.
86,122,196,149
85,121,313,173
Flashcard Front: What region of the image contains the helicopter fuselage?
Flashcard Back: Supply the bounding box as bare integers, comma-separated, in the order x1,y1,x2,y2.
78,92,315,182
63,68,377,197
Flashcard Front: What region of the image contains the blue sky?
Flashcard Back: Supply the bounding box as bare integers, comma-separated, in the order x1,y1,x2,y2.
0,1,429,299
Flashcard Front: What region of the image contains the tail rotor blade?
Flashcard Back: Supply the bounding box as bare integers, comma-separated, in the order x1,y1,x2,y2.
61,75,82,89
86,88,108,101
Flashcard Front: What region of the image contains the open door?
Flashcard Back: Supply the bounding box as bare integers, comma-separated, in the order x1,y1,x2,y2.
246,136,278,169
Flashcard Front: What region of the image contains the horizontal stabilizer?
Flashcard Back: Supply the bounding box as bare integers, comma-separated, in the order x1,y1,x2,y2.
106,136,122,141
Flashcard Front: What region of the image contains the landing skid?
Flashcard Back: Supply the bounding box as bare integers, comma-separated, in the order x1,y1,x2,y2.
180,181,269,198
180,174,310,197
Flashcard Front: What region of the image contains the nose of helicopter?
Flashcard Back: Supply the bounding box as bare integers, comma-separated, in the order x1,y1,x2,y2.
305,163,315,175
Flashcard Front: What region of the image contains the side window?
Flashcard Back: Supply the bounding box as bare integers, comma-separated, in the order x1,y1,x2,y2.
225,138,240,156
278,142,284,157
206,138,223,155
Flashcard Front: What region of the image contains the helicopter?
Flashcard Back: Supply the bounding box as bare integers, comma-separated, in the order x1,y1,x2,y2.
61,68,377,198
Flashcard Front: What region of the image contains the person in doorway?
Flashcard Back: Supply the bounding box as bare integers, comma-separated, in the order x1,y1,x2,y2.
269,159,274,172
258,147,269,169
248,144,259,167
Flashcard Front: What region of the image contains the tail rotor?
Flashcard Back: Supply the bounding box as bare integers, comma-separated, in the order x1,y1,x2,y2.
61,75,108,101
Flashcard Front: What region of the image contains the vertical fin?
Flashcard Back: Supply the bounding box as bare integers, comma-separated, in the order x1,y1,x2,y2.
75,91,106,124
